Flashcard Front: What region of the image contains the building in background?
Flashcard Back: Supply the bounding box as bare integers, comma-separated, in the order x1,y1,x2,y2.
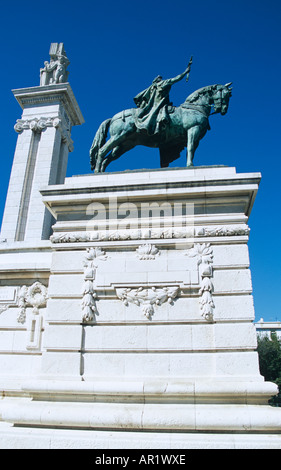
255,319,281,339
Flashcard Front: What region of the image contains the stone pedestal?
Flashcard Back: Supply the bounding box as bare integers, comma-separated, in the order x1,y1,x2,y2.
0,166,280,448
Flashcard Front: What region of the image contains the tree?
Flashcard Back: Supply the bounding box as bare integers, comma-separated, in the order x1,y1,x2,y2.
257,333,281,406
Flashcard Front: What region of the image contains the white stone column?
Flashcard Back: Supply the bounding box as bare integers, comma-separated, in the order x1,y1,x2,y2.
0,84,84,243
0,129,34,242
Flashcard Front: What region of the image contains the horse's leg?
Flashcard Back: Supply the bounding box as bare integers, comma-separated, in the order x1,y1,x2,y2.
95,135,118,173
186,125,202,167
96,125,135,173
100,151,113,172
101,141,136,172
95,134,123,172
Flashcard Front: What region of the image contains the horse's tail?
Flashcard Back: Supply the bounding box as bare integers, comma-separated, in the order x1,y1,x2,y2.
90,118,111,170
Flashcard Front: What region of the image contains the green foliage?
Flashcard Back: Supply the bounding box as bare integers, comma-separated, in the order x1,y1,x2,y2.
257,333,281,406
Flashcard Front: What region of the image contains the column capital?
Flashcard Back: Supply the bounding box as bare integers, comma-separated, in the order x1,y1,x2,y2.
14,116,74,152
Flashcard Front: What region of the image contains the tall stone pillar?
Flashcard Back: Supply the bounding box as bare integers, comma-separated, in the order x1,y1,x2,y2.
1,47,84,243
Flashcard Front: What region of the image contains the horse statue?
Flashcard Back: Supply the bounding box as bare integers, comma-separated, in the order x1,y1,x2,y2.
90,82,232,173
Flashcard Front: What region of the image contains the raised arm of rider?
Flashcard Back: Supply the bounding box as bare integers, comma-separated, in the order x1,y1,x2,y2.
168,56,193,85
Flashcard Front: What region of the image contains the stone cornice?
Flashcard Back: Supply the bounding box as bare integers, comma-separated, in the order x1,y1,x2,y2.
50,225,250,244
12,83,84,127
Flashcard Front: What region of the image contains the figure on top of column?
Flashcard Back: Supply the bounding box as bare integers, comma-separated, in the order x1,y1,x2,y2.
40,43,70,86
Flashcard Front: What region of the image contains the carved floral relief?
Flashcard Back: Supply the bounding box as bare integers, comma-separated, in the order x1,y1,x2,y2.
136,244,159,260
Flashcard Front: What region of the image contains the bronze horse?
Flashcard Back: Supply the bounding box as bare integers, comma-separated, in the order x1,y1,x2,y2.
90,82,232,173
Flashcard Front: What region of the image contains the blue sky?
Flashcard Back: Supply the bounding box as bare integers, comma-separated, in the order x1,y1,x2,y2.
0,0,280,321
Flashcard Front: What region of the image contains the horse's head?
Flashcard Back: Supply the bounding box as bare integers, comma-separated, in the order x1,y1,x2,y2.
184,83,232,116
212,83,232,115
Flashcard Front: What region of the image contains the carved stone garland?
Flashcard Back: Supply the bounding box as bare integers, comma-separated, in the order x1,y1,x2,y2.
186,243,214,322
116,286,179,319
82,247,107,322
17,282,48,324
16,282,48,350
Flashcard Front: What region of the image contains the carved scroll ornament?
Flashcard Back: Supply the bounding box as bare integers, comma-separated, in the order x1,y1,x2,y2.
14,117,74,151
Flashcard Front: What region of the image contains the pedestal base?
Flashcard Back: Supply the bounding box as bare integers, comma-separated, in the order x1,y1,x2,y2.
0,422,280,449
0,166,280,449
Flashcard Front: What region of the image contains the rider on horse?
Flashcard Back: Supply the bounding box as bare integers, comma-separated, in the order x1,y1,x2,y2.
133,57,193,136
